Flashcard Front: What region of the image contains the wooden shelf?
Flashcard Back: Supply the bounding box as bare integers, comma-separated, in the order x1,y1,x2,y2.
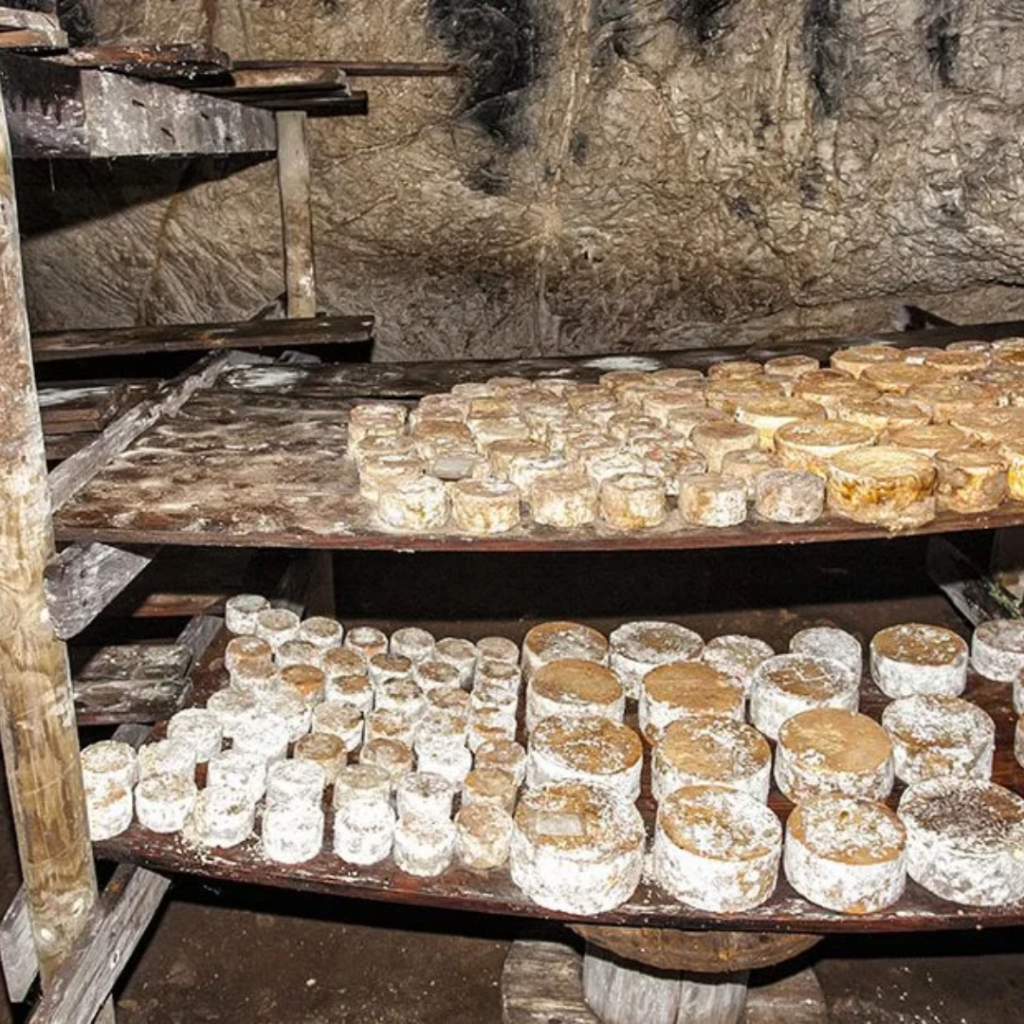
94,610,1024,935
51,338,1024,551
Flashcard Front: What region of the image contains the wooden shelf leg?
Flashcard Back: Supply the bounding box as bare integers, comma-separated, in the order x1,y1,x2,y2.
276,110,316,319
0,78,99,990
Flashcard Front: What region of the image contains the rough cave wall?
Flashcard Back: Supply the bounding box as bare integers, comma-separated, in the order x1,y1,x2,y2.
19,0,1024,359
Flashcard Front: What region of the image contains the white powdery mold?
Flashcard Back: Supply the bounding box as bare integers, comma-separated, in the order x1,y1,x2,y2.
462,767,519,814
784,794,906,914
754,469,825,524
265,759,326,808
775,709,894,803
323,673,374,715
135,772,197,834
414,658,463,695
416,740,473,787
475,660,522,698
652,718,772,804
456,803,513,870
526,659,624,733
359,738,415,789
521,621,609,682
333,798,395,865
510,781,645,915
639,662,745,742
391,627,436,664
312,700,364,753
367,653,413,692
224,593,270,636
701,635,775,696
376,679,426,721
475,740,528,788
898,778,1024,906
870,623,968,698
365,707,418,747
449,478,521,534
231,713,291,764
81,740,137,794
297,615,345,650
971,619,1024,683
608,621,705,700
652,785,782,913
468,707,517,752
254,607,301,650
85,781,133,841
882,695,995,785
393,814,457,877
205,688,259,741
293,733,346,786
677,473,748,528
749,654,859,741
224,634,274,678
137,738,197,782
434,637,479,688
332,763,392,809
789,627,863,683
527,714,643,801
166,707,223,763
322,647,368,682
187,786,256,849
276,640,324,670
528,472,599,528
207,749,268,804
259,691,312,745
476,636,520,666
396,771,455,822
261,803,325,864
344,626,389,662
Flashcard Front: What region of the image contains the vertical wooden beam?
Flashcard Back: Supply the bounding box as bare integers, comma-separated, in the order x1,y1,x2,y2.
275,110,316,318
0,78,98,988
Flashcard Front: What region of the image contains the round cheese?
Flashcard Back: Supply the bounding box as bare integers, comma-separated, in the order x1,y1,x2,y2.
754,469,825,524
456,803,513,870
640,662,745,742
789,626,862,681
608,620,705,700
677,473,747,527
870,623,968,698
450,478,521,534
749,654,858,741
826,446,937,528
522,621,609,682
971,619,1024,682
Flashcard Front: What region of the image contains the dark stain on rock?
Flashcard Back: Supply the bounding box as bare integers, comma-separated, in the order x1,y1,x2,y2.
466,158,512,196
798,157,826,206
753,110,774,150
55,0,96,46
570,130,590,165
727,193,765,227
924,2,960,88
668,0,738,50
428,0,545,149
803,0,845,118
591,0,641,64
320,0,343,12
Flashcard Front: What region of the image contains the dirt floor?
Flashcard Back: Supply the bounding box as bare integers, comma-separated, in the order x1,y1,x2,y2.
3,540,1024,1022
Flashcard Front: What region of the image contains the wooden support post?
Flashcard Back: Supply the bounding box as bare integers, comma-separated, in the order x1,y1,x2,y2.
275,111,316,319
0,79,99,987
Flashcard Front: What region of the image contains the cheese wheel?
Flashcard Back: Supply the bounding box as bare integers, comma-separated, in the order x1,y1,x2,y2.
677,473,747,527
396,771,455,822
830,344,902,378
510,781,646,914
749,654,858,740
666,406,729,439
707,379,784,415
224,594,270,636
476,635,520,665
774,419,875,477
293,732,347,785
971,619,1024,682
225,635,274,682
344,626,389,661
881,694,995,784
394,815,457,876
475,739,528,787
522,621,609,681
784,795,906,913
642,388,710,425
870,623,968,698
378,475,449,531
332,762,392,809
651,717,772,803
186,786,255,849
414,659,462,695
435,637,478,687
861,362,943,394
887,423,969,458
350,433,417,468
719,449,778,500
377,679,426,722
323,673,374,715
231,714,290,764
261,802,324,864
934,448,1007,513
390,627,436,664
261,691,311,745
486,439,548,479
359,738,415,788
137,738,197,781
450,478,521,533
599,473,667,530
606,621,705,703
254,607,300,650
707,359,763,380
775,709,894,802
280,664,327,707
348,401,407,444
365,708,417,747
639,662,745,742
789,626,862,681
914,381,1000,423
528,472,598,528
701,634,775,694
463,767,519,813
793,370,877,413
475,660,522,697
81,740,138,794
322,646,367,679
207,750,268,804
266,758,325,808
764,354,820,381
898,779,1024,905
754,468,824,524
358,454,425,503
275,640,322,670
456,803,513,870
134,773,196,834
527,714,643,800
734,397,824,450
167,708,223,763
923,347,992,376
690,421,759,473
333,798,395,865
298,616,344,650
416,740,473,787
85,779,133,841
653,785,782,912
468,707,516,752
468,415,530,449
836,396,929,436
951,407,1024,446
826,446,937,528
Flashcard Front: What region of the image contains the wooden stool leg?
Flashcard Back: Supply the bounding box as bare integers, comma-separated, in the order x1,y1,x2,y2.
582,944,748,1024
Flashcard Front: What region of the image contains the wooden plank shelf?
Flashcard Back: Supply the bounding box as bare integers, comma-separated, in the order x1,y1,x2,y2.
93,617,1024,935
50,329,1024,551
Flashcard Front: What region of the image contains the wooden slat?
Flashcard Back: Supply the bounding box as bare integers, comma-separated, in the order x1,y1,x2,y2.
221,90,368,116
0,69,98,988
0,886,34,1003
48,44,231,79
0,52,274,158
47,349,264,510
0,8,65,48
28,864,169,1024
45,542,157,640
203,66,349,94
32,314,373,362
233,59,463,78
276,111,316,318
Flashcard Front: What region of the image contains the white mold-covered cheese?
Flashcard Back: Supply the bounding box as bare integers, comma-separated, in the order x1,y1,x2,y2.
528,473,600,529
166,708,223,763
254,607,301,650
85,781,133,841
784,794,906,914
450,478,521,534
527,714,643,801
898,778,1024,906
312,701,364,753
456,803,514,870
599,473,667,530
526,659,625,732
186,786,256,849
789,626,862,683
266,758,326,808
396,771,455,822
510,781,645,915
475,739,528,787
775,709,894,803
652,717,772,804
134,772,196,834
653,785,782,912
137,738,197,781
870,623,968,698
332,763,392,809
749,654,858,741
225,593,270,636
690,421,759,473
391,627,436,664
344,626,389,662
378,475,449,531
261,803,324,864
462,767,519,813
639,662,745,742
394,814,457,876
522,621,609,681
608,621,704,701
882,694,995,784
826,447,937,529
207,749,268,804
754,469,825,524
701,635,775,695
677,473,747,528
81,740,138,794
333,797,395,865
359,738,415,788
293,732,347,785
971,619,1024,683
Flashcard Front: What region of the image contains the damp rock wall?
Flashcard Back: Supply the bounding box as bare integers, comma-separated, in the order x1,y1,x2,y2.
18,0,1024,359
